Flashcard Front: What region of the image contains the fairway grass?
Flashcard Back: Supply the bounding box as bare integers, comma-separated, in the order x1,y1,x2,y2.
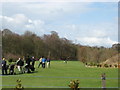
2,61,118,88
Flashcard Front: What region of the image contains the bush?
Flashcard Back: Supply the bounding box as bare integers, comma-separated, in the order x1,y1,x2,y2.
14,79,24,90
68,80,80,90
104,64,109,68
94,63,97,66
109,65,112,67
99,64,102,67
97,64,100,67
89,62,94,66
85,63,88,65
114,64,117,68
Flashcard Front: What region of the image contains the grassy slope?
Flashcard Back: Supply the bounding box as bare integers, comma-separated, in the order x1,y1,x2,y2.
2,61,118,88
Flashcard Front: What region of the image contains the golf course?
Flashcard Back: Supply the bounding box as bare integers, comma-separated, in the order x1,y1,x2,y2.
2,61,118,88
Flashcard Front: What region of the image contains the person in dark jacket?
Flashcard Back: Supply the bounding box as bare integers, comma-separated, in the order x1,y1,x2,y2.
9,64,15,75
16,58,24,74
2,58,7,75
31,56,35,68
25,56,31,73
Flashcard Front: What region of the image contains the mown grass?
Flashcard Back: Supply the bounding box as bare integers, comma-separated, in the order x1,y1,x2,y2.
2,61,118,88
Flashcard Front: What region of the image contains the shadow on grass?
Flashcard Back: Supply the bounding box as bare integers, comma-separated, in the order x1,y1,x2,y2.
1,70,39,76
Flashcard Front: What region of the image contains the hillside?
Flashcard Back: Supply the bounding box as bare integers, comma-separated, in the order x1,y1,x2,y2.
102,53,120,65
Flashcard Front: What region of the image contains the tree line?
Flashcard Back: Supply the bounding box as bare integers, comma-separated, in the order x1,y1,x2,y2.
2,29,77,61
1,29,119,63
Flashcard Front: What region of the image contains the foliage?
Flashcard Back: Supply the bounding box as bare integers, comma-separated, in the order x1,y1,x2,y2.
2,29,118,63
109,65,112,67
104,64,109,68
2,29,77,61
68,80,80,90
77,46,118,63
114,64,118,68
14,79,24,90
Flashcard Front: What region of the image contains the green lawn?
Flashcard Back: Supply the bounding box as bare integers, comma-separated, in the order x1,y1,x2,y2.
2,61,118,88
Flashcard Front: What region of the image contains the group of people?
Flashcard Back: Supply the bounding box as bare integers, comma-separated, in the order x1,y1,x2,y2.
16,56,36,74
38,56,51,68
1,56,36,75
1,55,50,75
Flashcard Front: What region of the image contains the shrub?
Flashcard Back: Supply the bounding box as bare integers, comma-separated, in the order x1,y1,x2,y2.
14,79,24,90
104,64,109,68
99,64,102,67
97,64,100,67
68,80,80,90
109,65,112,67
94,63,97,66
89,62,94,66
114,64,118,68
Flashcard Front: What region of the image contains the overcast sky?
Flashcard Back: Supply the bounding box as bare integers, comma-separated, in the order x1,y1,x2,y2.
0,0,119,47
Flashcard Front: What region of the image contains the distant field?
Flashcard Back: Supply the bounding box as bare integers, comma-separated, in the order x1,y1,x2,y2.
2,61,118,88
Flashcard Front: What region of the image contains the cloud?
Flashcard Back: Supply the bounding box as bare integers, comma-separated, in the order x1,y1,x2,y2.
1,2,94,23
0,14,118,47
76,37,117,47
0,14,45,35
75,23,118,47
0,2,118,47
58,22,118,47
1,14,29,28
19,2,92,20
89,30,107,38
0,13,117,47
